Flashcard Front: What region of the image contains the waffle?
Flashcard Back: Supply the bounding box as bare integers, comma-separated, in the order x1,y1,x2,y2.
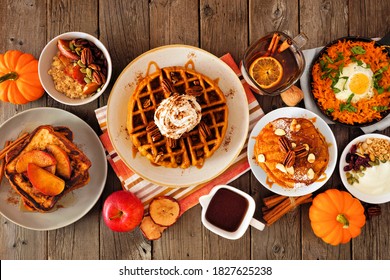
254,118,329,188
127,62,228,168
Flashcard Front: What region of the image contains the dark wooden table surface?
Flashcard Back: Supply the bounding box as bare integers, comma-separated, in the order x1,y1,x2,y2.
0,0,389,260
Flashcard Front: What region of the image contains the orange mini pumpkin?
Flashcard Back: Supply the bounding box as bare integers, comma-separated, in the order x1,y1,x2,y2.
309,189,366,246
0,50,44,104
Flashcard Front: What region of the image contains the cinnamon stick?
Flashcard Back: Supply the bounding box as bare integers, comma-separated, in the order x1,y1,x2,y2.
264,33,280,57
277,38,292,53
270,35,280,55
0,133,29,160
263,194,312,226
263,194,287,209
0,140,11,183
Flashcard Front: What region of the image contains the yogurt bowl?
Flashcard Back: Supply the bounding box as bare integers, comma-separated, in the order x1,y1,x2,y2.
340,133,390,204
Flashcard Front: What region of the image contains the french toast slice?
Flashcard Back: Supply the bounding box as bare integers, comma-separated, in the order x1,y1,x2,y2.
4,125,91,212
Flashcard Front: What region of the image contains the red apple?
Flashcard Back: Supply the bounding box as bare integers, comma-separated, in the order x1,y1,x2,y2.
102,190,144,232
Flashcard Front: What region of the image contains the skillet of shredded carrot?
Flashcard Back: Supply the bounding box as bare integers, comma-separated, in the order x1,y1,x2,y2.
311,39,390,125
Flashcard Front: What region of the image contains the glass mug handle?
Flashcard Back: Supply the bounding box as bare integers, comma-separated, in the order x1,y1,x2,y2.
292,33,308,49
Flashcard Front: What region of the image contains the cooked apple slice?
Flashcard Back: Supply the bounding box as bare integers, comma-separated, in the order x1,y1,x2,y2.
46,144,71,179
44,164,56,174
57,39,79,60
139,216,167,240
15,150,57,173
27,163,65,196
149,196,181,227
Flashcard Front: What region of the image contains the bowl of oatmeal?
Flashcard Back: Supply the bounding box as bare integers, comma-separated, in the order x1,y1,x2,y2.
38,31,112,106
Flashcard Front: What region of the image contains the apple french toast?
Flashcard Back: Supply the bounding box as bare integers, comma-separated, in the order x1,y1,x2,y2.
4,125,91,212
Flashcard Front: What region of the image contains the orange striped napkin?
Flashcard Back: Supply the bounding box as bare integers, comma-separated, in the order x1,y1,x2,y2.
95,53,264,215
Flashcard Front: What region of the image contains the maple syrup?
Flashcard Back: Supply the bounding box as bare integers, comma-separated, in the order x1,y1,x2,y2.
205,187,249,232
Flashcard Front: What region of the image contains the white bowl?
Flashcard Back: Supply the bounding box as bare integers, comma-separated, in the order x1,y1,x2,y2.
38,31,112,106
339,133,390,204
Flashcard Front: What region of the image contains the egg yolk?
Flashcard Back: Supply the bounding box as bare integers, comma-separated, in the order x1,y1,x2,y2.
348,73,370,95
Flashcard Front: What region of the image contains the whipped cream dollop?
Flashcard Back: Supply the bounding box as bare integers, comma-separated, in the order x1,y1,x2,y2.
154,93,202,139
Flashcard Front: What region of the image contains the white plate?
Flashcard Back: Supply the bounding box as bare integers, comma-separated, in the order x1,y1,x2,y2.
107,45,249,187
0,108,107,230
247,107,337,196
339,134,390,204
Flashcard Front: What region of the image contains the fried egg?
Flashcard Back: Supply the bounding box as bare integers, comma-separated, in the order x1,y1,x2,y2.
333,62,374,103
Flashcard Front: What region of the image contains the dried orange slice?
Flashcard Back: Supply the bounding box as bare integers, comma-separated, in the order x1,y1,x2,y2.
249,57,283,89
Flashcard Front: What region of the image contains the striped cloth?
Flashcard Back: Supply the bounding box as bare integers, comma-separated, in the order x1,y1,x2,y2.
95,53,264,215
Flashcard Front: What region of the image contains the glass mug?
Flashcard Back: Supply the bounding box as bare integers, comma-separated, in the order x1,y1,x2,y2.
241,31,307,96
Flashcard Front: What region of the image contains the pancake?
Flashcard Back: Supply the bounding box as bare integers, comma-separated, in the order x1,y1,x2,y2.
254,117,329,188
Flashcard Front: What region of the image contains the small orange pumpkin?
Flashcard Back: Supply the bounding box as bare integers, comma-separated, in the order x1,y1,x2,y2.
0,50,44,104
309,189,366,246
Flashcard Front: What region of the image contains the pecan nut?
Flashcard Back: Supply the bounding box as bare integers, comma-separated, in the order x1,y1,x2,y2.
185,85,203,96
92,71,102,85
146,122,162,142
199,121,211,139
81,47,94,66
279,136,291,153
88,63,101,71
161,79,176,95
283,150,296,168
294,145,309,158
366,205,381,218
167,137,178,148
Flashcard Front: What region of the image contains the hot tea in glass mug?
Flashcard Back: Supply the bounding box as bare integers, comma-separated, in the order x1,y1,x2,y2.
241,31,307,96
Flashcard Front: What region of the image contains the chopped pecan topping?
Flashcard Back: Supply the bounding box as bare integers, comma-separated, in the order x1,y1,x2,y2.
167,137,177,148
185,85,203,96
155,152,164,163
143,99,151,108
146,122,162,142
199,121,211,139
279,136,291,153
294,145,309,158
170,72,180,84
283,150,296,168
161,79,176,95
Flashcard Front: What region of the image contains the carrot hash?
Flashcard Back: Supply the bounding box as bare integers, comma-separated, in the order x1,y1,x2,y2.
311,40,390,125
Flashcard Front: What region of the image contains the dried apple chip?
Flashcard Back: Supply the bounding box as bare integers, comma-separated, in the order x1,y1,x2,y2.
139,216,167,240
149,196,180,227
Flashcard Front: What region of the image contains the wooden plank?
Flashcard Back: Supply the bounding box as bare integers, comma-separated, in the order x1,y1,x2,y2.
200,0,248,61
99,0,150,106
148,0,202,260
299,0,352,260
0,0,47,260
97,0,151,260
349,0,390,38
198,0,250,259
150,0,199,48
300,0,348,49
45,0,100,260
348,0,390,260
249,0,301,260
